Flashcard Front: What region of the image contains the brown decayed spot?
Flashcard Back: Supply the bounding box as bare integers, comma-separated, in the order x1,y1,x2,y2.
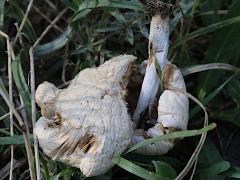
148,43,155,65
78,134,96,153
120,62,133,92
47,112,62,128
162,64,175,90
122,63,144,116
41,102,56,119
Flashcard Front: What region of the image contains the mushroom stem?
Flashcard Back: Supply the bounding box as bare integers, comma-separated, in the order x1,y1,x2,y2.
133,14,170,125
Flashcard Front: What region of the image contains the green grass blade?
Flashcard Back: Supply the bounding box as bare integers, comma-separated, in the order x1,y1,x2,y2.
200,161,231,178
34,26,73,57
78,0,144,11
181,63,238,76
210,110,240,127
227,78,240,108
174,15,240,48
72,0,144,22
0,77,8,97
0,0,5,30
153,161,177,180
112,156,160,180
7,1,37,42
186,16,240,40
227,167,240,178
170,0,194,32
12,55,32,119
62,0,78,12
126,123,216,153
0,134,33,145
190,71,239,118
196,0,240,100
0,128,10,135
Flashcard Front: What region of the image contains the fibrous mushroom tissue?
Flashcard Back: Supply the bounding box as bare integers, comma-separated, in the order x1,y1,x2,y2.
34,2,189,177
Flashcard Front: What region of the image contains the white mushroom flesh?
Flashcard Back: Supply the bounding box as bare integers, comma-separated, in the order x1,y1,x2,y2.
34,55,136,177
132,64,189,155
133,15,170,124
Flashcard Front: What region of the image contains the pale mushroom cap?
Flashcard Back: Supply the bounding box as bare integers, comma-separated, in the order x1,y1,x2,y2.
35,81,59,108
159,64,189,130
35,82,59,118
35,55,136,177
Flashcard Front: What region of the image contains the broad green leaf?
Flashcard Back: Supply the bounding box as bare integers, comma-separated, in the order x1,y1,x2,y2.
72,0,144,22
112,156,160,180
153,161,176,180
34,26,73,57
127,123,216,153
126,153,182,169
199,161,230,178
50,167,75,180
0,0,5,30
198,141,223,165
225,167,240,178
0,134,33,145
12,55,32,119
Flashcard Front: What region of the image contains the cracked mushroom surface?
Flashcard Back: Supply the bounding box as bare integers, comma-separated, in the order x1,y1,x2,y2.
34,55,136,177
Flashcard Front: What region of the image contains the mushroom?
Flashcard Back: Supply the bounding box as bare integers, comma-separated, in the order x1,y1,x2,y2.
35,0,190,176
132,0,189,155
132,63,189,155
34,55,136,177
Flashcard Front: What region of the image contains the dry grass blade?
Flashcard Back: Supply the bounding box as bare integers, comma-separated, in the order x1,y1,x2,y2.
0,106,24,121
181,63,239,76
28,8,68,180
33,8,68,47
27,8,68,179
189,158,198,180
29,47,41,180
43,0,57,10
3,30,14,180
8,42,14,180
0,78,36,180
176,92,209,180
0,159,26,180
13,0,34,46
0,31,36,180
32,5,64,33
0,30,15,180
